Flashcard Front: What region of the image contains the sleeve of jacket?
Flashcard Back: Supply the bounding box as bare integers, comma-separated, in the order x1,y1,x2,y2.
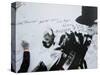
18,51,30,73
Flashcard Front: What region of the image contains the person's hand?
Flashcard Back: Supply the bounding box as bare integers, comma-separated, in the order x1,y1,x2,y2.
21,40,29,51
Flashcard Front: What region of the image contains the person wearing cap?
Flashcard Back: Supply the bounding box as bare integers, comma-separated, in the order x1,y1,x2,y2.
32,28,56,71
75,6,97,69
42,28,55,48
49,6,97,69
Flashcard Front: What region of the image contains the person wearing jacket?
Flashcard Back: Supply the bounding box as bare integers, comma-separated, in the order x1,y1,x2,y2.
18,41,30,73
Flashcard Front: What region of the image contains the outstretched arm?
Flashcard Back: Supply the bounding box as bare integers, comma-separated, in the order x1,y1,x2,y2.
18,41,30,73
